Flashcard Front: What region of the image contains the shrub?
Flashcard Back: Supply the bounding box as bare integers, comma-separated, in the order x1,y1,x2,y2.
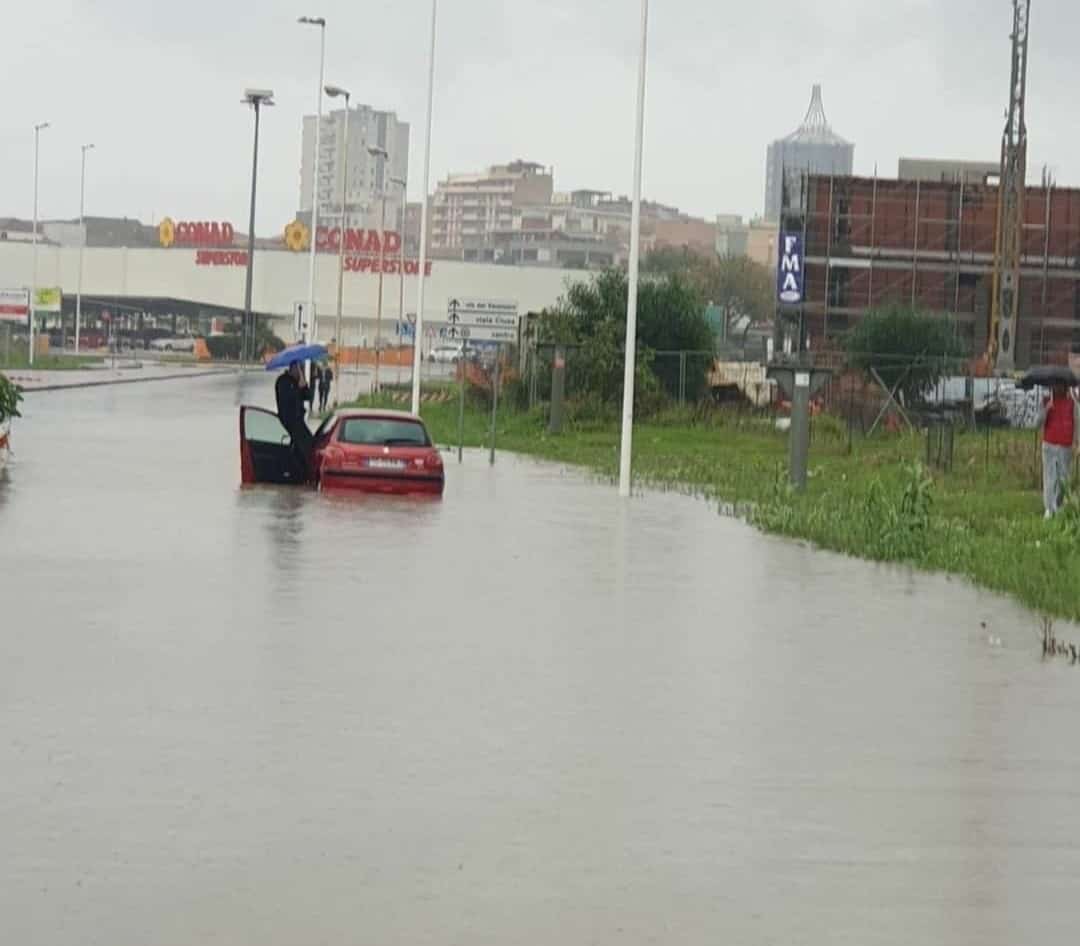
0,373,22,424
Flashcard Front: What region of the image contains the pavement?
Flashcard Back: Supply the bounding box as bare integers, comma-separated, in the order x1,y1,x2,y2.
7,362,236,392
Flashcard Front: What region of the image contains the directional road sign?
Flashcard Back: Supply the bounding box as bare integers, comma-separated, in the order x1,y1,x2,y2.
446,297,519,343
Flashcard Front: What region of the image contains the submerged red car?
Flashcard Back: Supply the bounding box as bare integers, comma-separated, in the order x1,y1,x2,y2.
240,406,444,495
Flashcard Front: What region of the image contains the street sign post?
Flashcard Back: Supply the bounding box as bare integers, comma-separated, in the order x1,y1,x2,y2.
447,298,519,463
0,288,30,324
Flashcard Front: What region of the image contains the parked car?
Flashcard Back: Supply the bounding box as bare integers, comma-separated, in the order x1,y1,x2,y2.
428,344,464,364
239,406,444,495
150,334,197,353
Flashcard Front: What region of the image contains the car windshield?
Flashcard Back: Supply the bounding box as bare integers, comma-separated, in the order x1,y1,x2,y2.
338,417,429,446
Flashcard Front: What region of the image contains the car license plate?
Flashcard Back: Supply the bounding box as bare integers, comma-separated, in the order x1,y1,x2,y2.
366,457,406,471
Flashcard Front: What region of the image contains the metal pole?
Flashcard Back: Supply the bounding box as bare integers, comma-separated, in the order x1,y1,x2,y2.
30,122,48,367
410,0,438,416
242,101,262,364
375,192,387,392
617,0,649,499
458,355,465,463
76,143,92,354
334,95,350,401
303,18,326,359
489,346,500,466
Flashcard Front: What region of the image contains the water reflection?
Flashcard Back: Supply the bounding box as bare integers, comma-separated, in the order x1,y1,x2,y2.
1,375,1079,946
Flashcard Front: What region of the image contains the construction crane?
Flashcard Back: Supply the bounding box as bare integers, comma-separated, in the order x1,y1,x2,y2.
988,0,1032,371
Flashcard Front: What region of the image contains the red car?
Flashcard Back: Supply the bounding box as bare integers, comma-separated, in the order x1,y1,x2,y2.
240,406,444,495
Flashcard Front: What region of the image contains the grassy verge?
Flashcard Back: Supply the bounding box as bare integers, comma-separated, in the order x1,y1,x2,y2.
0,353,105,371
352,391,1080,623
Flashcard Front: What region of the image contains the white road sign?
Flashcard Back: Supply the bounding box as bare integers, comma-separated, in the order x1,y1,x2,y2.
446,297,519,343
0,288,30,323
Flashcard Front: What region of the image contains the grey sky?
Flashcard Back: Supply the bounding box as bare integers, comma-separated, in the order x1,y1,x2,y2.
4,0,1077,233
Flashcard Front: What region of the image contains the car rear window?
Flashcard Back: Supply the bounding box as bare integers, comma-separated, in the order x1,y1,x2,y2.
338,417,430,446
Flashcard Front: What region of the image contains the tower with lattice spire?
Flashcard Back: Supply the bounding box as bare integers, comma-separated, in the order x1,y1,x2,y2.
764,85,854,221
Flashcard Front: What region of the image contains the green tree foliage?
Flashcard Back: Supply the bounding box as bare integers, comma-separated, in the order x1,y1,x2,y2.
536,267,714,408
0,373,22,423
844,304,966,404
644,248,774,328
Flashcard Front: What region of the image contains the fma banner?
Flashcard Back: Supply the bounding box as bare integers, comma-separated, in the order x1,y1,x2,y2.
777,233,804,304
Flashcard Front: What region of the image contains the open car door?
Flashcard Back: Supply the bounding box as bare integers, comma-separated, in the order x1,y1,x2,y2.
239,406,306,486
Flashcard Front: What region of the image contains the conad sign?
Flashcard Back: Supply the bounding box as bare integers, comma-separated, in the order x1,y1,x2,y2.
159,217,235,248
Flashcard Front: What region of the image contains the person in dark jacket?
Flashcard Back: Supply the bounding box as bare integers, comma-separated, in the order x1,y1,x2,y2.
317,363,333,412
275,361,314,476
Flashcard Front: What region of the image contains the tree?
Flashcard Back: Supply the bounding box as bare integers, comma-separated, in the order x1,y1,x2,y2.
644,248,774,334
536,267,714,408
844,304,966,404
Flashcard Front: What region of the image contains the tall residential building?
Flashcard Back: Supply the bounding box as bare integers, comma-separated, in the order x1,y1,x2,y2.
764,84,853,221
298,105,409,233
429,161,553,254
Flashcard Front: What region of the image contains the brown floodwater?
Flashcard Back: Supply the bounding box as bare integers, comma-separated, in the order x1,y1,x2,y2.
2,373,1079,945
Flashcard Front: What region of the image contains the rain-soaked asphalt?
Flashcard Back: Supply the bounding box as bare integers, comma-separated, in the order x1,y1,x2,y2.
2,373,1080,945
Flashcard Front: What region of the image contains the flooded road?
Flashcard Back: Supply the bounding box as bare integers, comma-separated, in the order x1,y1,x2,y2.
2,374,1079,945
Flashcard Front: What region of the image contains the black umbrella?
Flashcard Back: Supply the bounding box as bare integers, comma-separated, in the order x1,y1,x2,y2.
1018,365,1079,390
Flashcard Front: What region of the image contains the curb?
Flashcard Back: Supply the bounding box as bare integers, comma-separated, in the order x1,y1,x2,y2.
18,369,236,393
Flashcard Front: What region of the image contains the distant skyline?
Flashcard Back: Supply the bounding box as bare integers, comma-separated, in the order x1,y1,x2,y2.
3,1,1078,233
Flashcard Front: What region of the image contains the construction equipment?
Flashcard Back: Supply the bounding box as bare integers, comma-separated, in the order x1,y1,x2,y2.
989,0,1032,371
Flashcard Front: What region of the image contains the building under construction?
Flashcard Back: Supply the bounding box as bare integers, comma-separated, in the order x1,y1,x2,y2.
794,170,1080,366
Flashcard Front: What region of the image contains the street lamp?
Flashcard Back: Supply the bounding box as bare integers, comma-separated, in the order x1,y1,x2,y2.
368,145,389,393
30,121,50,367
390,175,408,362
325,83,351,400
298,14,327,356
617,0,650,498
75,143,95,354
241,89,274,364
411,0,438,415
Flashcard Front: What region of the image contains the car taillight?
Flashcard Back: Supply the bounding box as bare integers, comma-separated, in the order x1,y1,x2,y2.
324,447,344,466
425,451,443,470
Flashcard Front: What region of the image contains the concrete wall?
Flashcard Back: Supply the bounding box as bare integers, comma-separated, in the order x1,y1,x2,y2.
0,243,589,341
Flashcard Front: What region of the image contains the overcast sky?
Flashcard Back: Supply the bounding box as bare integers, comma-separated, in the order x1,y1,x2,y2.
3,0,1077,233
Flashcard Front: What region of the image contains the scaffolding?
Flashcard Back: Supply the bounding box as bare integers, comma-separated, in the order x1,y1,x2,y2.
798,173,1080,366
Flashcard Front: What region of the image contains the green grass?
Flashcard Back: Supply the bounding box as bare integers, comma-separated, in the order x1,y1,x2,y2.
348,391,1080,623
0,352,104,371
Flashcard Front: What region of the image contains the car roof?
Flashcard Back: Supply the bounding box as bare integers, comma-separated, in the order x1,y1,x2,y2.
329,408,426,423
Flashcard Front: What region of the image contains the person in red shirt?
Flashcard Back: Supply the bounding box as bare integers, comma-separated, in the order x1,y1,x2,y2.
1039,383,1079,518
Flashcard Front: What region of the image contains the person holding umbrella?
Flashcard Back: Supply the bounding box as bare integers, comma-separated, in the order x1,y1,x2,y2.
1027,366,1080,518
267,343,327,477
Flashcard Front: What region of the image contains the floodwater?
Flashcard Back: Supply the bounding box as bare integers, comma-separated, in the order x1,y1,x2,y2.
2,374,1079,945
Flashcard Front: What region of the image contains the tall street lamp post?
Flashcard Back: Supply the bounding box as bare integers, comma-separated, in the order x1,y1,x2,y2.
298,15,327,357
75,142,94,354
617,0,650,498
368,145,389,392
325,83,351,401
410,0,438,415
241,89,274,364
30,120,50,367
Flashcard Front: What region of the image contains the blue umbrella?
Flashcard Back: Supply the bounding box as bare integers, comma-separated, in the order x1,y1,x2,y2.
265,343,329,371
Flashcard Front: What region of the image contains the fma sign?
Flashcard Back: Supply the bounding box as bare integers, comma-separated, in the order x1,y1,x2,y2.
777,233,804,304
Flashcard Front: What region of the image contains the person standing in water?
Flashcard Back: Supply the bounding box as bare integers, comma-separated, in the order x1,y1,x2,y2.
1039,382,1079,518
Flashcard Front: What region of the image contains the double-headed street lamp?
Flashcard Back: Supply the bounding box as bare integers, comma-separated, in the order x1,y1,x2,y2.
325,82,351,399
368,145,389,392
75,143,95,354
298,14,326,352
241,89,274,363
30,120,50,367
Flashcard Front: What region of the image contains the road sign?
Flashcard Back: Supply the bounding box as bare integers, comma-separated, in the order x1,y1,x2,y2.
0,288,29,323
293,301,313,338
446,297,519,342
